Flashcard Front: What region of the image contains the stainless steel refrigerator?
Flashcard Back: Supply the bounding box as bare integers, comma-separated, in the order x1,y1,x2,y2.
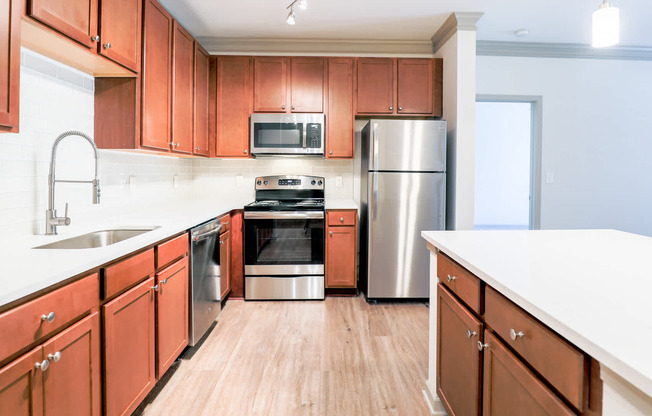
360,119,446,299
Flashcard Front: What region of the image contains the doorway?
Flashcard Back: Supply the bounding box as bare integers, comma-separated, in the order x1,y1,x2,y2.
474,96,542,230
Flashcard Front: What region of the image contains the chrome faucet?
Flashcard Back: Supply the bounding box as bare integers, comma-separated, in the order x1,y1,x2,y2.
45,131,101,235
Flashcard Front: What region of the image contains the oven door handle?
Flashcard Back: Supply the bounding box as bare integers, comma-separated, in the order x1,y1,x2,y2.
244,211,324,220
192,224,222,242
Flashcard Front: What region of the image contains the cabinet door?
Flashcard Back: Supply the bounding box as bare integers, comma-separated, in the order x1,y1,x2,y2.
397,59,433,115
356,58,395,114
141,0,172,151
171,21,194,154
229,210,244,298
0,347,43,416
437,284,483,416
216,56,251,157
0,0,21,131
103,277,156,416
326,58,354,158
28,0,98,49
41,312,101,416
253,57,287,112
193,43,210,156
290,57,324,113
482,330,576,416
325,224,357,288
155,257,189,378
98,0,142,72
219,231,231,300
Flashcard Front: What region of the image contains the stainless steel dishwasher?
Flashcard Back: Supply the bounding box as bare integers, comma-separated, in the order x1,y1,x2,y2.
189,218,222,346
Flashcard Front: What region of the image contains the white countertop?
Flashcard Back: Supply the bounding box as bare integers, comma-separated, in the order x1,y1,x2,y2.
0,194,251,308
325,199,358,210
421,229,652,399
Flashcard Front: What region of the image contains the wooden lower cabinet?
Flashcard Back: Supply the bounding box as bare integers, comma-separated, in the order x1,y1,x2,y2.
219,230,232,300
103,277,156,416
325,210,357,288
229,210,245,298
155,256,189,378
437,284,483,416
482,330,575,416
0,312,101,416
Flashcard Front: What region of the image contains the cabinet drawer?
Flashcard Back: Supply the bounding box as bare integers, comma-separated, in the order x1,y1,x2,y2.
484,286,587,410
327,210,356,226
103,249,155,299
219,214,231,233
156,233,189,269
0,273,99,363
437,253,482,314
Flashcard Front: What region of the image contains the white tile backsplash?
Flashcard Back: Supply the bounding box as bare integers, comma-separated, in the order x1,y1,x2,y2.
0,49,354,239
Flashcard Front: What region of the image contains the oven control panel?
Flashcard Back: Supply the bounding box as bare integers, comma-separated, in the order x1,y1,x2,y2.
254,175,324,190
278,179,301,186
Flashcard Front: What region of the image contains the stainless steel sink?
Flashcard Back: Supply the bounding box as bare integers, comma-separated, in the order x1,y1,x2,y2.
33,227,160,249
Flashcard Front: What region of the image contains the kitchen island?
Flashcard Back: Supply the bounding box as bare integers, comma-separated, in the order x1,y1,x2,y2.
422,229,652,415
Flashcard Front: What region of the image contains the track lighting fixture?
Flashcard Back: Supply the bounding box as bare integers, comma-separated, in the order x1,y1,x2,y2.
286,0,307,25
592,0,620,47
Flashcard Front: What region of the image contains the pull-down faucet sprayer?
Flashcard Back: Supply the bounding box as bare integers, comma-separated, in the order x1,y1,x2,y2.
45,131,101,235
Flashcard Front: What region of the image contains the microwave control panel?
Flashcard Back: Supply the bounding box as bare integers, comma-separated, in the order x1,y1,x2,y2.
306,123,322,148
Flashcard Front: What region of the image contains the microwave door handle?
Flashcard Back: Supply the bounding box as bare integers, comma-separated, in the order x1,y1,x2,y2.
303,125,307,148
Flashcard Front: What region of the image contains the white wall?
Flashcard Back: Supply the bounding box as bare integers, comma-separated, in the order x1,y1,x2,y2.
476,55,652,237
0,49,355,239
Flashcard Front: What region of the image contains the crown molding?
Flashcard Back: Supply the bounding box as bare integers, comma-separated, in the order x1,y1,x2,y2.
431,12,484,52
196,37,435,56
476,41,652,61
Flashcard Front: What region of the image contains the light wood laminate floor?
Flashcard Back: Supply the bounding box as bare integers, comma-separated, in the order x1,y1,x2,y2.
139,295,431,416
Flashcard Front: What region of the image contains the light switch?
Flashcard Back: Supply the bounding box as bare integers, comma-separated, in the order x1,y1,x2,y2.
129,175,136,192
173,175,179,189
335,175,343,188
546,172,554,184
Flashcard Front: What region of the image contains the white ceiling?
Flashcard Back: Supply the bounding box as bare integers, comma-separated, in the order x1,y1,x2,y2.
159,0,652,48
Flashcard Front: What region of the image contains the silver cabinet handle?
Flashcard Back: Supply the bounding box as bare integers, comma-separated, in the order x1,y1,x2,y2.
447,274,456,282
195,147,200,151
48,351,61,363
244,149,248,154
151,285,159,292
340,217,344,222
510,329,525,341
41,312,56,323
161,278,169,285
477,341,489,351
466,329,477,338
281,105,286,110
329,150,333,155
35,359,50,372
176,142,180,147
244,211,324,220
389,106,393,110
329,231,333,236
291,105,295,110
103,42,111,49
398,107,403,111
91,35,100,42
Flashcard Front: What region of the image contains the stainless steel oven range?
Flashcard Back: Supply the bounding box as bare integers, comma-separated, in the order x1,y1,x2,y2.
244,175,325,300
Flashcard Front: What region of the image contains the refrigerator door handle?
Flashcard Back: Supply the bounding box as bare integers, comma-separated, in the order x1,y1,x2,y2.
372,173,378,220
372,122,379,171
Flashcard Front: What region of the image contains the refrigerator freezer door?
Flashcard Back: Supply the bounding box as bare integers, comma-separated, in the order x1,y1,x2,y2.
367,171,445,298
369,119,446,172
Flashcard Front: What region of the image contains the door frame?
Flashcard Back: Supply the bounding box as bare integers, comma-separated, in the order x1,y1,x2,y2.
475,95,542,230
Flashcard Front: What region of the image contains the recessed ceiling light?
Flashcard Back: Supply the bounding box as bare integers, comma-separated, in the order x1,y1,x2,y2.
514,29,529,37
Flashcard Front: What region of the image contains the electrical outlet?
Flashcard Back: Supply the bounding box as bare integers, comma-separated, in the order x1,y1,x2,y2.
236,174,244,187
173,175,179,189
335,175,343,188
546,172,554,184
129,175,136,192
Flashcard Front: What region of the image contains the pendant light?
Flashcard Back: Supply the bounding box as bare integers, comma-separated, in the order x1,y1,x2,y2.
286,0,307,25
592,0,620,48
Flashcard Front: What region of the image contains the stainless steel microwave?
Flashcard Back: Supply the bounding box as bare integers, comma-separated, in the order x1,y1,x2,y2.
250,113,325,156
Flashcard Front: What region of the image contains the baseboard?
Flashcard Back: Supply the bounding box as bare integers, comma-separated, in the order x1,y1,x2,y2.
422,383,447,415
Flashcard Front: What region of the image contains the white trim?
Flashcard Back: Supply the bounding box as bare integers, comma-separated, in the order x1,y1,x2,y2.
196,37,435,57
431,12,484,52
477,40,652,61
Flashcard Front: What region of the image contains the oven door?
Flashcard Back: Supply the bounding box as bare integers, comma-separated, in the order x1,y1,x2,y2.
244,211,325,275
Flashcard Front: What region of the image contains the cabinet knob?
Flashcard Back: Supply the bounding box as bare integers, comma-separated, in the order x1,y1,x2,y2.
340,217,344,222
291,105,295,110
103,42,111,49
195,147,200,151
48,351,62,363
329,150,333,155
244,149,248,154
389,106,393,110
281,105,286,110
41,312,56,323
161,278,169,285
509,329,525,341
446,274,456,282
151,285,159,292
329,231,333,236
91,35,100,42
398,107,403,111
35,359,50,372
466,329,477,338
477,341,489,351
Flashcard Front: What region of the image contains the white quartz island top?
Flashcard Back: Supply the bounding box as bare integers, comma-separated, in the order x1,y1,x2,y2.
0,194,251,309
421,229,652,401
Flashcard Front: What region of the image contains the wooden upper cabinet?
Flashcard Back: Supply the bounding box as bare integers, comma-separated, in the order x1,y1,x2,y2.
98,0,142,72
290,57,325,113
28,0,98,49
171,21,194,154
326,58,354,158
397,59,433,115
141,0,173,151
193,43,210,156
216,56,251,158
253,57,287,112
356,58,395,114
0,0,21,132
